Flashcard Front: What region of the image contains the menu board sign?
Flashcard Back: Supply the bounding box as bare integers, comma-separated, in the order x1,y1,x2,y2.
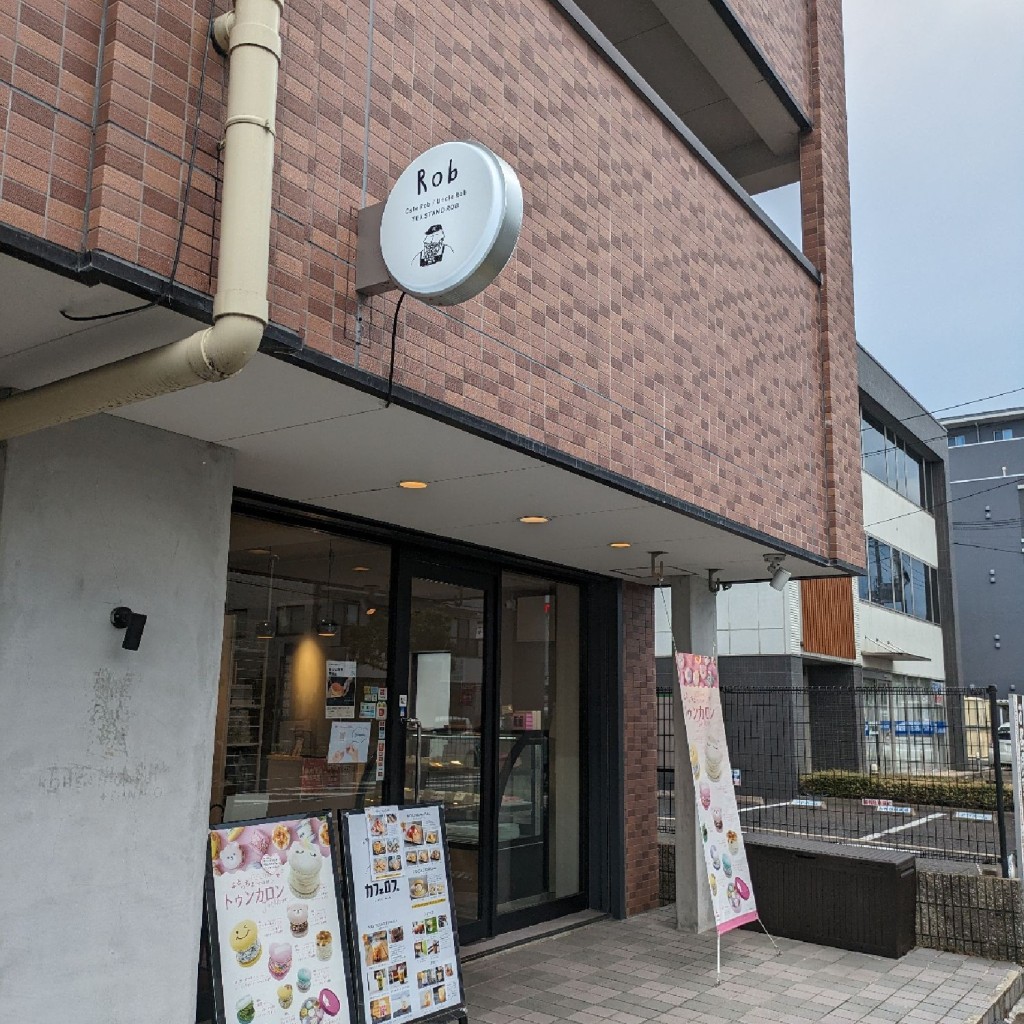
342,806,465,1024
676,653,759,934
206,814,354,1024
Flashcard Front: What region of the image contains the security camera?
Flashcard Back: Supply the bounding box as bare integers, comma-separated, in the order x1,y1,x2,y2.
763,554,791,591
111,606,148,651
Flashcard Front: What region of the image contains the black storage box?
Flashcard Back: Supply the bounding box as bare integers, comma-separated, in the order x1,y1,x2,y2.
744,833,916,957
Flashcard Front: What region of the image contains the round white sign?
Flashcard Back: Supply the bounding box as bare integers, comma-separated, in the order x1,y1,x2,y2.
379,141,523,306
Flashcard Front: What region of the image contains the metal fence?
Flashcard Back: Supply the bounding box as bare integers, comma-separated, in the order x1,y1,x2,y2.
657,681,1011,870
657,678,1024,961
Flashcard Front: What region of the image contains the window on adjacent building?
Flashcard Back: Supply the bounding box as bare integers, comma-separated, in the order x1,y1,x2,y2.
861,413,888,482
949,434,966,447
890,549,904,612
861,409,927,508
911,559,927,621
993,428,1014,441
860,534,939,625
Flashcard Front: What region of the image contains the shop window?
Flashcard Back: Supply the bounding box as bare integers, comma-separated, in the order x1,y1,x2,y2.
497,573,582,914
211,515,391,824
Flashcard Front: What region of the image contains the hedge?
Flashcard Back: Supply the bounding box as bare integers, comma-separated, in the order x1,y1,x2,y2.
798,770,1009,811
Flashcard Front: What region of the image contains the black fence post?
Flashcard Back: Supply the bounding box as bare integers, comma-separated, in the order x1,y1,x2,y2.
989,685,1010,877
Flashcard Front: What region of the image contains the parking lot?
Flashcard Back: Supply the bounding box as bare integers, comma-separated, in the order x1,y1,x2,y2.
659,793,1015,866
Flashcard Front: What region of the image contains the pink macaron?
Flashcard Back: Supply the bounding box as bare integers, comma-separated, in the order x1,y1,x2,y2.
268,941,293,980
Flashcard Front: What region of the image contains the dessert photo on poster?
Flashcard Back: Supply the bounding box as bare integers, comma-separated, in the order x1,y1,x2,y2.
207,814,354,1024
677,652,759,934
344,806,463,1024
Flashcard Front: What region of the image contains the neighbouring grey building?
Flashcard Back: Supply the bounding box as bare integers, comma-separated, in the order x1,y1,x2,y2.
940,408,1024,698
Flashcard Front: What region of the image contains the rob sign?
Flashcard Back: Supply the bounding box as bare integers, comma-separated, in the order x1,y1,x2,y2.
379,141,523,306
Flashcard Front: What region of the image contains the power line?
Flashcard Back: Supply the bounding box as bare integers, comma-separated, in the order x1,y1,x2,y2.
953,541,1024,556
864,477,1020,529
862,384,1024,438
860,386,1023,459
910,386,1024,421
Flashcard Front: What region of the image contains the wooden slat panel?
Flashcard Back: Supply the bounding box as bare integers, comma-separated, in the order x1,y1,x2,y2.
801,577,856,660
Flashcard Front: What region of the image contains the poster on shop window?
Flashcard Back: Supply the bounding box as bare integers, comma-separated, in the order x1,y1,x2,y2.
341,806,465,1024
676,653,759,933
205,812,356,1024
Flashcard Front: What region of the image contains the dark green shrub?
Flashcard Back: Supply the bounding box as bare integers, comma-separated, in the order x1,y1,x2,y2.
798,770,1007,811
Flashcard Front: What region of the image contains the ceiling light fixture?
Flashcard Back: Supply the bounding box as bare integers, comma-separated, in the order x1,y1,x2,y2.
609,541,631,549
519,515,550,524
365,606,377,616
648,550,666,583
398,480,429,489
255,552,278,639
316,544,339,638
353,565,370,573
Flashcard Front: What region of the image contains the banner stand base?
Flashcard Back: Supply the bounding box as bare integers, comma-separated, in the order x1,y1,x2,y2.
716,933,721,985
756,917,782,956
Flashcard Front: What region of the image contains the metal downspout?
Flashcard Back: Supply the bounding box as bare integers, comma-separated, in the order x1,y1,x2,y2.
0,0,283,441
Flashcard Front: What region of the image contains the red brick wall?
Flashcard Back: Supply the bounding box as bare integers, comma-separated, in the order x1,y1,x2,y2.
0,0,861,566
727,0,810,110
622,582,658,917
800,0,864,568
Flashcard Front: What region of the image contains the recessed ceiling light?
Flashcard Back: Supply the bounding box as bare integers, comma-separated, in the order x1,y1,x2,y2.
398,480,429,489
519,515,550,524
247,547,271,555
609,541,632,549
366,607,377,616
353,566,370,572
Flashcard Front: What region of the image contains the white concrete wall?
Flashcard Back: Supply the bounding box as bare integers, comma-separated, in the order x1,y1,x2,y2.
862,472,937,565
715,581,798,656
0,415,234,1022
858,604,946,681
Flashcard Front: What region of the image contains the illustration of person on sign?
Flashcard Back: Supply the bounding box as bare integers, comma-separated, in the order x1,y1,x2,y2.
414,223,453,267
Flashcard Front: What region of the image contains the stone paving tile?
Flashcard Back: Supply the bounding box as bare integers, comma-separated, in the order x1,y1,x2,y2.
462,906,1021,1023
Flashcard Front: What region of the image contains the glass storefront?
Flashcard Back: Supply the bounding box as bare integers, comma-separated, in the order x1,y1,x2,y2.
210,510,588,944
213,516,391,822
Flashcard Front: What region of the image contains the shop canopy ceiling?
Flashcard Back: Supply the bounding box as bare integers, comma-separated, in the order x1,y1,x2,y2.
0,254,844,584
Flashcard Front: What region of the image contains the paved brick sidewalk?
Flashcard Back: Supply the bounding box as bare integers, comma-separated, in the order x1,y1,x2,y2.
462,906,1023,1024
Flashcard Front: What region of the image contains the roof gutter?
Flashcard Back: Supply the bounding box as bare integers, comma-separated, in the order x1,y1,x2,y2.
0,0,283,441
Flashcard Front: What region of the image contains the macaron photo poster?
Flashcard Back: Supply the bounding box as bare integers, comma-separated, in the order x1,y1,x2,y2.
206,814,355,1024
342,806,464,1024
676,653,759,934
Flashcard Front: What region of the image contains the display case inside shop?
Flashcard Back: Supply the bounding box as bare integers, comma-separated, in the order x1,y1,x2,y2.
496,732,548,905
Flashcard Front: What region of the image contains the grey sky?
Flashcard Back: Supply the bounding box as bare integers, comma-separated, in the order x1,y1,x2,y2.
758,1,1024,419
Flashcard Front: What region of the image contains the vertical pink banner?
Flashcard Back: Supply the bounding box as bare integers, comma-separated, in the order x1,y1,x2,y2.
676,652,759,934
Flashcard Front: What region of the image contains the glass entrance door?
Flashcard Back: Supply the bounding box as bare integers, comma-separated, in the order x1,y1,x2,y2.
390,556,585,945
396,561,494,943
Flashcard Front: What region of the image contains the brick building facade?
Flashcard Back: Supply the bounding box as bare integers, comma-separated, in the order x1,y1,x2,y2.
0,0,863,1019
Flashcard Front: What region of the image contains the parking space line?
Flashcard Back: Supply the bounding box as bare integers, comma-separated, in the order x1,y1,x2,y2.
738,801,794,813
858,812,946,843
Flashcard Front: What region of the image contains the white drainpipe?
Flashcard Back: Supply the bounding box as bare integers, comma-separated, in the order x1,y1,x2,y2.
0,0,283,441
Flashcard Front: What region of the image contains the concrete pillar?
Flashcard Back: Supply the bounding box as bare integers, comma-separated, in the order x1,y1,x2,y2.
0,415,234,1023
670,576,717,933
